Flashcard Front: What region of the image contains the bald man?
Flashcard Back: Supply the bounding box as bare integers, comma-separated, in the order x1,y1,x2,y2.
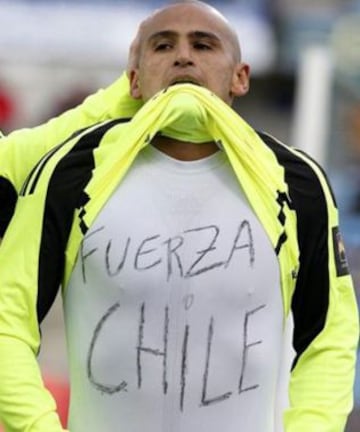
0,2,358,432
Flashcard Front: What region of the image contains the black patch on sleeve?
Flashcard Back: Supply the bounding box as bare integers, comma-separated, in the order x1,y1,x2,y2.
332,227,350,277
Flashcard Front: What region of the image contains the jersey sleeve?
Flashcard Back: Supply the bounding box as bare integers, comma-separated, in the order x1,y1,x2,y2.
0,72,142,237
0,191,66,431
283,150,359,432
0,118,119,430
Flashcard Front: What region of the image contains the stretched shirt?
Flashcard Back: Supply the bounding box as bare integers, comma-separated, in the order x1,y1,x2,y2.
0,76,358,432
64,146,284,432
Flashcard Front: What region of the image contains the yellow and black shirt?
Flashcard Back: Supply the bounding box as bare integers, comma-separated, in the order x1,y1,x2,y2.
0,74,358,432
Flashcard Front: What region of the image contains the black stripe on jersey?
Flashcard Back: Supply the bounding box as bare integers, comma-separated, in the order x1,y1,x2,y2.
36,119,128,323
0,177,17,237
20,157,43,197
21,128,85,196
258,131,330,369
21,122,112,197
21,143,63,196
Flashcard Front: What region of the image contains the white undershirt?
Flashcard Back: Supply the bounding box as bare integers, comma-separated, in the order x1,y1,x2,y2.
64,145,284,432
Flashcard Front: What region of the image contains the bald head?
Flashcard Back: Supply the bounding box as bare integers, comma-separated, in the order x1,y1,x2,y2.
141,1,242,62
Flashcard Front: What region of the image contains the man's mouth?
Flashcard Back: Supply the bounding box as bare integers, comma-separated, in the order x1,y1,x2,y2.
169,77,201,86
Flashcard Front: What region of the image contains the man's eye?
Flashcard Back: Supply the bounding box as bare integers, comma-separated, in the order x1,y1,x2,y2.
155,43,173,51
193,42,212,50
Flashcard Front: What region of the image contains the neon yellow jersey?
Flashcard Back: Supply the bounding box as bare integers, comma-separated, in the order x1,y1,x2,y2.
0,73,141,238
0,78,358,432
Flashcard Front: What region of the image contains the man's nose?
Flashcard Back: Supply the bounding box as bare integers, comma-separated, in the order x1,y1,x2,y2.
173,44,194,67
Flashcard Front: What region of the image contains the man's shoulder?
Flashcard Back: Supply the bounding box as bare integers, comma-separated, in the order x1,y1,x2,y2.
256,131,308,168
257,130,326,182
68,117,131,148
256,130,336,209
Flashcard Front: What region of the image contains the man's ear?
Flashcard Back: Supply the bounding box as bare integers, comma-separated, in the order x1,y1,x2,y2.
231,62,250,98
129,69,142,99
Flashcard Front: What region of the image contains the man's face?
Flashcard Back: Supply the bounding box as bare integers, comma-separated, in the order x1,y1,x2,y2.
130,3,250,105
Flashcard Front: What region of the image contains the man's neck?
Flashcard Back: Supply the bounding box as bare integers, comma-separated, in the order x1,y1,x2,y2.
151,135,219,161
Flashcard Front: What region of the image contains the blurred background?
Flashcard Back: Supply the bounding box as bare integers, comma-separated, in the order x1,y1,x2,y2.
0,0,359,430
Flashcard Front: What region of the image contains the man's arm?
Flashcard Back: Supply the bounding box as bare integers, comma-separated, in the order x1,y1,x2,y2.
0,180,66,431
0,119,104,430
258,132,359,431
0,73,140,189
284,149,359,431
0,73,142,238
